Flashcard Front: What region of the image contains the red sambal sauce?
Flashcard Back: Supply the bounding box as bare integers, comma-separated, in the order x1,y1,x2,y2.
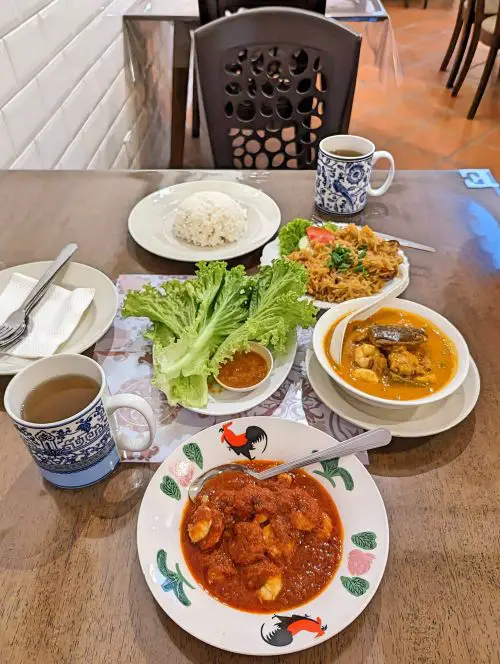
180,460,343,613
217,350,269,388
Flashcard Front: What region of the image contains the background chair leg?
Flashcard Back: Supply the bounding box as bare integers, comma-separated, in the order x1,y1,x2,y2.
440,14,464,71
423,0,429,8
468,45,498,119
452,25,481,96
447,12,473,88
192,68,200,139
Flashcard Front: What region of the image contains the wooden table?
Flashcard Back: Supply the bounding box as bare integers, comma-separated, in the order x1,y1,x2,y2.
0,170,499,664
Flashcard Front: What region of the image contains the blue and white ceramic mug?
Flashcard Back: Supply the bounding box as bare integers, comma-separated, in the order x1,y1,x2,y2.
4,354,156,489
315,135,395,215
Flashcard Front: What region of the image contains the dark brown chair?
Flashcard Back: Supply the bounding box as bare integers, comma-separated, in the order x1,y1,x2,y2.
468,6,500,118
192,0,327,137
446,0,499,88
440,0,467,71
199,0,326,24
452,0,499,95
194,7,361,169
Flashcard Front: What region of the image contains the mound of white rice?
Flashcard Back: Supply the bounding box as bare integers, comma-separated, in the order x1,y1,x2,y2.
173,191,248,247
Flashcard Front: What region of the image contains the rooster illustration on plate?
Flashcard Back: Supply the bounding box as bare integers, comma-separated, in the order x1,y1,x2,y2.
261,614,327,647
219,421,268,460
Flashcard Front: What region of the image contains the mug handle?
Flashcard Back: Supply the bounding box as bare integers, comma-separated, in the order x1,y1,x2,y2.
367,151,395,197
104,393,156,453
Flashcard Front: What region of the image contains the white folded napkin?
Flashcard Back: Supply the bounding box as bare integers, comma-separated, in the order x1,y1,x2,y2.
0,273,95,358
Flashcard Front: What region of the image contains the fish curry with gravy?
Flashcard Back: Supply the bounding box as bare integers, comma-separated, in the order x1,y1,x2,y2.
326,307,457,400
181,461,343,612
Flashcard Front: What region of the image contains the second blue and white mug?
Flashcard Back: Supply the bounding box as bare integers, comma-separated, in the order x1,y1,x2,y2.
315,135,395,215
4,354,156,489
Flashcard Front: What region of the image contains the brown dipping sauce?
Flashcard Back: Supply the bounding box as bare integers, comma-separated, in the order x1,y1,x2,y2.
217,350,269,389
181,461,343,613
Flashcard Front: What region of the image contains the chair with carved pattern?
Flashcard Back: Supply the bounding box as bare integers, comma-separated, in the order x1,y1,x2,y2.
193,7,361,169
193,0,327,138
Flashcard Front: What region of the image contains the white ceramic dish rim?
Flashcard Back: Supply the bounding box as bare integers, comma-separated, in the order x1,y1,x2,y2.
214,342,274,393
136,417,390,656
313,298,470,409
305,349,481,438
260,226,410,310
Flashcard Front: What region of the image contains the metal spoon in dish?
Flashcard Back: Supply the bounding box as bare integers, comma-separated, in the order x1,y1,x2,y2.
329,281,402,365
188,427,391,501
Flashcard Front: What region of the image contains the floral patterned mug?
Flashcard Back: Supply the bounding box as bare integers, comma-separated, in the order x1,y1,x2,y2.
4,354,156,488
315,135,395,215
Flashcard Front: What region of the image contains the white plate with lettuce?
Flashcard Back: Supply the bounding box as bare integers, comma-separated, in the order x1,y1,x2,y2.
261,219,409,310
122,259,316,414
187,333,297,416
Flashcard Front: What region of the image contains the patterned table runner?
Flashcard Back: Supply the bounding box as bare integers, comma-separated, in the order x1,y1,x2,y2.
93,275,364,463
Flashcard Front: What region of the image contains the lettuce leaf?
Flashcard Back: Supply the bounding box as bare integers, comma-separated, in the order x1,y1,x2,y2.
278,218,311,255
122,279,197,341
154,264,251,382
211,258,316,371
121,259,317,409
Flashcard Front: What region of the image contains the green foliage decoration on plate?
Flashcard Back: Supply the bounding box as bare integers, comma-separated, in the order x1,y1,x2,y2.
313,457,354,491
183,442,203,469
160,475,181,500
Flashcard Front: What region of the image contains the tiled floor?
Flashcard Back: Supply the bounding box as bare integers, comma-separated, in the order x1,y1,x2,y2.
184,1,500,175
352,1,500,176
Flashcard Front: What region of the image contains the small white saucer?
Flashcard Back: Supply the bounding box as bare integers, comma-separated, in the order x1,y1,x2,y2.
187,336,297,417
0,261,118,375
306,350,480,437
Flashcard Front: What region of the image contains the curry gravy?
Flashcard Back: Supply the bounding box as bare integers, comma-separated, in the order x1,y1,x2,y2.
325,307,457,400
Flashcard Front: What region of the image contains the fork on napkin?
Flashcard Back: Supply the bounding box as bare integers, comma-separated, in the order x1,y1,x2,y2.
0,273,94,358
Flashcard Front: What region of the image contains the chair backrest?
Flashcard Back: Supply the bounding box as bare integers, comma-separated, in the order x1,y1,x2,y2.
194,7,361,169
198,0,327,24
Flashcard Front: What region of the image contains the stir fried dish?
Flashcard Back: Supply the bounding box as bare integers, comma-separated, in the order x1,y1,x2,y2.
181,461,343,612
326,308,457,400
278,219,403,303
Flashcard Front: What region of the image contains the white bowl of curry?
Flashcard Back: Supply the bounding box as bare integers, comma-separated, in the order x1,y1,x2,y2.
313,298,470,409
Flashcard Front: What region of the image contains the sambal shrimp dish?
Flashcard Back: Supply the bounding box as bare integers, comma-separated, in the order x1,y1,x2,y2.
181,461,343,613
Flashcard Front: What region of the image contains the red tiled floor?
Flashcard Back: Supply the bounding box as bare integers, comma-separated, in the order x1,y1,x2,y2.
184,1,500,176
351,2,500,176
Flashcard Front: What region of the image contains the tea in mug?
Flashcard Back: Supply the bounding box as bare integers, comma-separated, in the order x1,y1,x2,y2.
332,149,364,158
21,374,100,424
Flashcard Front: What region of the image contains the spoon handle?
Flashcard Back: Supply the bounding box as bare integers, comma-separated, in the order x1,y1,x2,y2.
254,428,392,480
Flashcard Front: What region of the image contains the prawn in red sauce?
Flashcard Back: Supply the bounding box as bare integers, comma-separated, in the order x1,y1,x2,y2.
181,460,343,613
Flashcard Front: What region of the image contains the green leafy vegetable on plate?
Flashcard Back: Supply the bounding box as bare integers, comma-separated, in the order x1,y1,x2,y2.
122,259,316,409
278,218,311,255
278,218,338,255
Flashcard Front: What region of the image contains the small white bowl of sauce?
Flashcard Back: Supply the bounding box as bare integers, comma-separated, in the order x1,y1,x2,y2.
215,342,273,392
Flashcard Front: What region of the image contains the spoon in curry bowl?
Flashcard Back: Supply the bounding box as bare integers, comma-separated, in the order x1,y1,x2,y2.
188,427,391,502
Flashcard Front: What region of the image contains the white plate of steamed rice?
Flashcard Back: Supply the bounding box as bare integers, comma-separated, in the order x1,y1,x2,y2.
128,180,281,261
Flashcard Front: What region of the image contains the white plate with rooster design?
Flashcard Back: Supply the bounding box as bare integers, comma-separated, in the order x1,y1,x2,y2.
260,224,410,310
137,417,389,656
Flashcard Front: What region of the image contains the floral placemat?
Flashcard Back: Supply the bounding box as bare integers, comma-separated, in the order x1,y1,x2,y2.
93,275,364,463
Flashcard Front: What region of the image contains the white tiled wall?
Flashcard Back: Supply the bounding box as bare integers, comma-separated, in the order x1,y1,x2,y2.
0,0,145,170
